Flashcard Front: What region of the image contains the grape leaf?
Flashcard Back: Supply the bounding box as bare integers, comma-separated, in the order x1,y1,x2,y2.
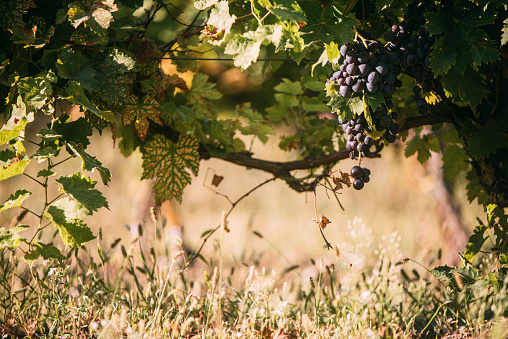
464,224,487,263
225,25,283,69
52,115,92,149
0,159,30,182
65,82,115,123
442,144,469,180
56,173,109,213
441,65,487,111
274,78,303,95
426,7,498,76
67,142,111,185
45,204,95,247
206,0,236,45
0,224,29,250
122,96,162,141
430,265,454,282
265,0,307,22
24,241,65,263
0,190,31,212
67,0,118,30
141,134,200,204
37,169,56,178
56,48,98,91
298,3,358,45
17,71,57,111
187,73,222,116
502,18,508,46
463,119,508,159
404,133,440,164
194,0,218,10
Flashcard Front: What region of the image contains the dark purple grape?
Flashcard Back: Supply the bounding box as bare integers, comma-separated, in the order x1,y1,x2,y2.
358,51,370,64
416,98,427,109
366,83,378,93
367,71,380,84
353,179,365,190
386,100,394,109
379,115,392,129
339,85,352,97
383,85,395,96
346,63,357,75
385,130,397,143
354,124,363,132
339,64,347,72
338,78,345,86
358,63,370,76
345,77,354,86
413,86,421,95
362,167,371,176
392,25,400,33
340,44,349,56
375,62,388,76
357,143,366,152
388,53,401,65
378,54,389,64
407,54,418,66
355,133,365,142
352,81,364,92
351,166,363,179
383,30,396,42
348,134,355,141
384,72,396,85
388,122,400,134
345,51,358,64
345,126,352,135
364,136,373,145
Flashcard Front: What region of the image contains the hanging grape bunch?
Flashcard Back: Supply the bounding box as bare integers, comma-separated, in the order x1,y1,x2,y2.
327,0,440,190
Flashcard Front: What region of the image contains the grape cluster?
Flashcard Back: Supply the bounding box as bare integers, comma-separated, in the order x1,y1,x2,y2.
338,115,373,158
382,0,439,114
350,165,371,190
328,42,403,100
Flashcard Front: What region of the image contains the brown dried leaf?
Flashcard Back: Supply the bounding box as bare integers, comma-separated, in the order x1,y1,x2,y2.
211,174,224,187
332,170,354,190
272,329,290,339
317,214,331,229
134,39,155,63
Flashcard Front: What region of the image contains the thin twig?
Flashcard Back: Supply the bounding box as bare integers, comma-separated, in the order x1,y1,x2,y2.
185,177,277,268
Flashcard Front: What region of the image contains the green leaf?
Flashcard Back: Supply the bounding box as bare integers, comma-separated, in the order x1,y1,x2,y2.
24,241,66,263
430,265,454,282
274,78,303,95
365,91,384,112
404,133,440,164
0,224,29,250
31,145,59,161
441,65,487,110
0,190,31,212
36,129,62,142
442,144,469,180
464,225,487,263
45,205,95,247
0,118,28,145
301,97,328,112
426,7,498,76
463,120,508,159
502,18,508,46
17,71,57,111
52,115,93,149
37,169,56,178
67,143,111,185
68,0,118,30
224,25,284,69
299,3,358,45
56,173,109,213
56,48,98,91
122,95,163,141
141,134,200,204
275,93,299,107
194,0,218,10
65,82,116,123
0,159,30,182
187,73,222,115
51,197,90,220
265,0,307,22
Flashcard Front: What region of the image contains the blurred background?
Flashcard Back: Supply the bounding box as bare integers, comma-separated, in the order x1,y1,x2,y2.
0,0,485,282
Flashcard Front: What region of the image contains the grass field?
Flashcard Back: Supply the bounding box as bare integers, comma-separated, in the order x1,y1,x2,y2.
1,127,503,338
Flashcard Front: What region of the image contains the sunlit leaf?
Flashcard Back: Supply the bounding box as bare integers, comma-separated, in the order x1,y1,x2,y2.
56,173,109,213
141,134,200,204
24,241,66,263
45,205,95,247
0,224,29,250
0,190,31,212
122,95,162,141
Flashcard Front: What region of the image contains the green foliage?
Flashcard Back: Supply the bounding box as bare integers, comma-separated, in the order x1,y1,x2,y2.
0,0,506,274
141,134,200,204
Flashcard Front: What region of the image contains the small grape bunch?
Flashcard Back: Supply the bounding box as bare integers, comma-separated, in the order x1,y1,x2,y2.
339,115,374,158
350,165,371,190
